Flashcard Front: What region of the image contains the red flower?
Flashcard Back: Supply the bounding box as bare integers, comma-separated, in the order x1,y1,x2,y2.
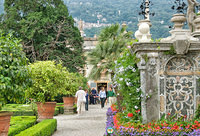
155,126,161,130
127,113,133,117
184,115,187,118
172,125,179,130
195,120,199,124
136,109,140,113
185,124,190,129
167,113,171,116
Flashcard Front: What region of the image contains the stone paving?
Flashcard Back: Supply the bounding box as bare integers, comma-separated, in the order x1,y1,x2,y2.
53,104,108,136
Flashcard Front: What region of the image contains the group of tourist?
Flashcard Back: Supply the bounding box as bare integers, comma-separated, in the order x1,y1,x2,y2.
75,86,116,115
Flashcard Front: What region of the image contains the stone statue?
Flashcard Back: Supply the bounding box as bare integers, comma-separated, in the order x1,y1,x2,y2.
187,0,199,31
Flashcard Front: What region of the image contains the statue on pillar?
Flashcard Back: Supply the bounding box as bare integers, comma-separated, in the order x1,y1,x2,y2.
187,0,199,31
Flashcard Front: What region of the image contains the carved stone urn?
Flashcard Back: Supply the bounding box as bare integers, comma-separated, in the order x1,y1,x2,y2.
171,14,186,30
135,19,152,42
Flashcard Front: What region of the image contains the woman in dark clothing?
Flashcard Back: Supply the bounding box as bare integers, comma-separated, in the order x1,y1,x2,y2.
105,89,108,105
85,89,89,111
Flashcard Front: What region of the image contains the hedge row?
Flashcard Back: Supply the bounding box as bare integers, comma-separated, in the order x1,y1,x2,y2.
9,116,37,136
2,104,64,116
16,119,57,136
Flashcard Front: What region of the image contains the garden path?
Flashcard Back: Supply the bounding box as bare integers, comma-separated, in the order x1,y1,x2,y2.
53,104,108,136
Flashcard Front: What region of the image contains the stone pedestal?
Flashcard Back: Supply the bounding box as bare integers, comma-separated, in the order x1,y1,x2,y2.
64,106,74,115
161,14,198,42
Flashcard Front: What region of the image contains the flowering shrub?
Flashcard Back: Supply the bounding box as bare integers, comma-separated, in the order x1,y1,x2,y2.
111,49,142,122
105,106,200,136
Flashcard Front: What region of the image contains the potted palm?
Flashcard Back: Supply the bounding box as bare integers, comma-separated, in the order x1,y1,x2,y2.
26,61,68,121
0,33,32,135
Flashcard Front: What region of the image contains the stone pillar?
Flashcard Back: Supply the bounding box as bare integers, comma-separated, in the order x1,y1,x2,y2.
137,52,160,123
137,54,147,123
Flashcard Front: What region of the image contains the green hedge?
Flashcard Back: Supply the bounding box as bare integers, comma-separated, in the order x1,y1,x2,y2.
9,116,37,136
56,103,64,106
16,119,57,136
54,107,59,116
56,106,64,114
2,104,64,116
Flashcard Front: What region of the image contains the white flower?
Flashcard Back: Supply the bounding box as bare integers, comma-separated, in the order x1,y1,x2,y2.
125,78,130,82
126,82,133,86
132,68,136,72
136,88,140,92
134,106,138,109
126,53,130,56
129,93,132,95
119,78,123,81
114,60,117,64
117,93,120,95
140,94,144,98
108,69,112,72
128,66,133,69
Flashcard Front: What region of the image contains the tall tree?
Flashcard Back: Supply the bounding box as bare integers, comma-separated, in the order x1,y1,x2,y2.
88,24,133,80
0,0,85,72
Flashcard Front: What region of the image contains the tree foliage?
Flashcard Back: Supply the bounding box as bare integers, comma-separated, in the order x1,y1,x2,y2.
27,61,69,102
27,61,88,102
88,24,133,80
0,33,31,104
0,0,85,72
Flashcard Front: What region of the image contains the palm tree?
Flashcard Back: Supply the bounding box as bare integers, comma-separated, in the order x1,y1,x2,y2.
87,23,133,80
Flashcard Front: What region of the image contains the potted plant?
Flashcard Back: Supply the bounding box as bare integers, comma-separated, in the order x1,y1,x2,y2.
26,61,68,121
0,33,32,135
62,73,88,114
62,72,79,114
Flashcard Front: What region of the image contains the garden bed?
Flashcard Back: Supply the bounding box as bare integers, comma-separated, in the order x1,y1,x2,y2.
105,105,200,136
9,116,37,136
2,104,64,116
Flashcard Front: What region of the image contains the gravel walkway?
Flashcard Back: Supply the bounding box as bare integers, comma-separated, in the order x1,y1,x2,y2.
53,104,108,136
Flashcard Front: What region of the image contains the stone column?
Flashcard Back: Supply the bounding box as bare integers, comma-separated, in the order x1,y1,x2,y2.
137,54,147,123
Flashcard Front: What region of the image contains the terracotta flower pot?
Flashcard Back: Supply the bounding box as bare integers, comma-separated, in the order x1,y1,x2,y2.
36,102,56,121
63,97,75,107
0,111,13,136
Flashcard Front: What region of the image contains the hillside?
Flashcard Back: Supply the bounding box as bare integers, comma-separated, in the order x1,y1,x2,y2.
0,0,188,39
64,0,187,39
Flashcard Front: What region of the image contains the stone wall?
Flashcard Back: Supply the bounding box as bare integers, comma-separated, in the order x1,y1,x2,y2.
134,42,200,123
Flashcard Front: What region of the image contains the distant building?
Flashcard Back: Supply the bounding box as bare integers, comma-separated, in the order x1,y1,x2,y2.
79,20,112,92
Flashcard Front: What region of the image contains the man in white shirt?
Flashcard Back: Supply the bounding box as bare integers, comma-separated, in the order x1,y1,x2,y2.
75,87,86,115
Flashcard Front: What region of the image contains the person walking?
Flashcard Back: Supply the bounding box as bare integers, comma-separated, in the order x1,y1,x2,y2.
91,88,97,104
107,87,116,106
99,87,106,108
85,89,89,111
75,87,86,115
